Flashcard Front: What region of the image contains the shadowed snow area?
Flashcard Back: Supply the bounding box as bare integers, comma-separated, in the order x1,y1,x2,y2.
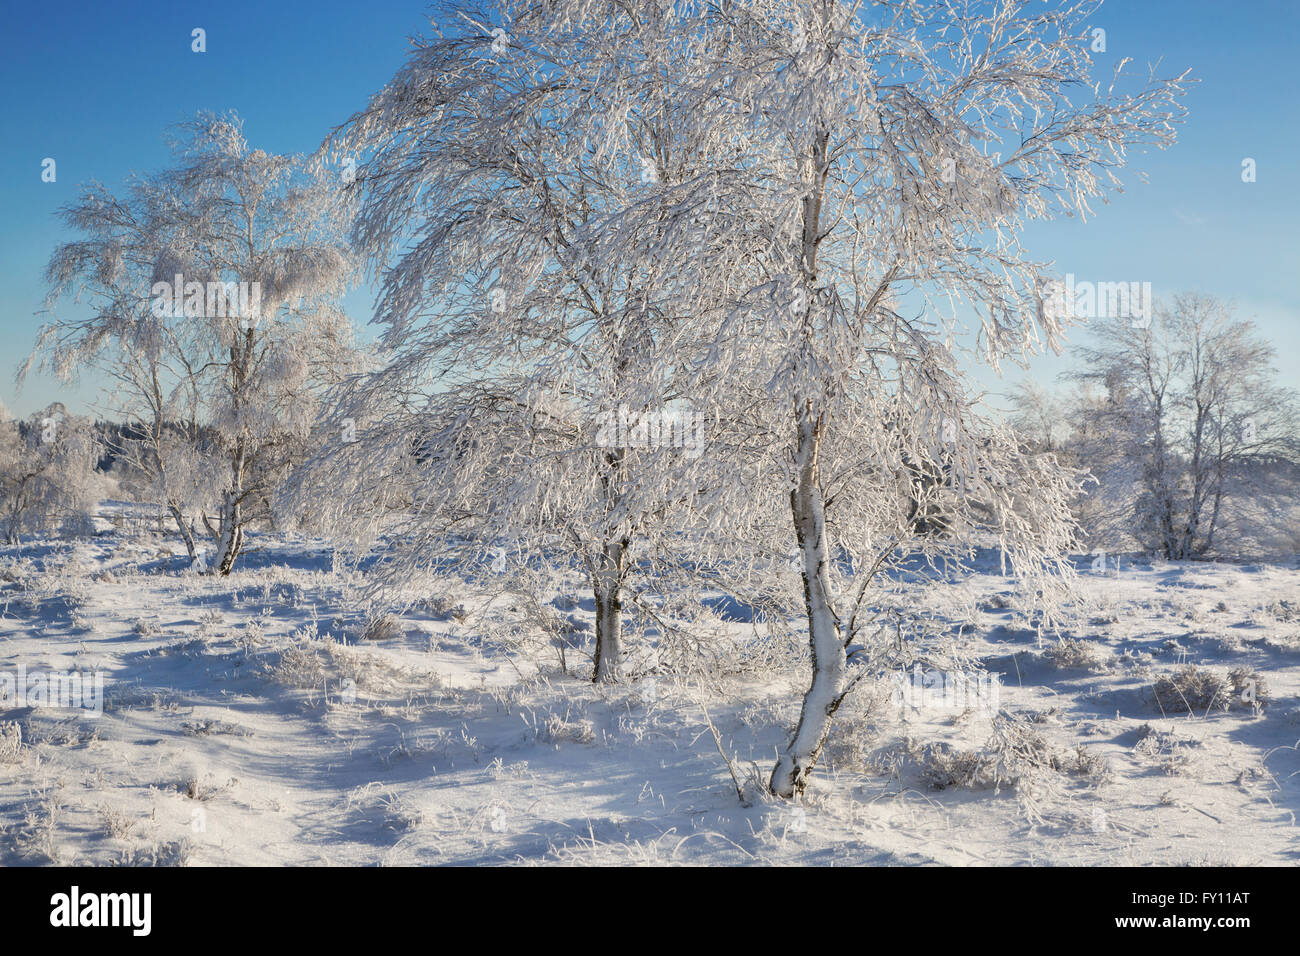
1,502,1297,865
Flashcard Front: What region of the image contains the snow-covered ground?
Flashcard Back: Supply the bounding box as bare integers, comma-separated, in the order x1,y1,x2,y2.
1,502,1297,866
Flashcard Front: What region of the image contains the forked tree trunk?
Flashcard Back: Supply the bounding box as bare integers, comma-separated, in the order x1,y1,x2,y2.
770,409,847,798
209,442,247,576
211,488,244,576
591,537,629,682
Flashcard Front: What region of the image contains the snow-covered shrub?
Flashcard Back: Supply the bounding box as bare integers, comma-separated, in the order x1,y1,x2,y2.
1042,638,1111,672
1150,665,1230,713
58,511,98,540
0,405,99,545
362,614,404,642
820,685,893,774
920,714,1071,822
270,643,327,689
0,557,35,585
537,714,596,746
419,595,467,622
1149,665,1270,714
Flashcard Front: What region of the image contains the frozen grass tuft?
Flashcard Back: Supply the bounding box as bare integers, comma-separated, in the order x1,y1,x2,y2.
1043,638,1111,671
1264,600,1298,622
181,718,251,737
0,721,22,764
363,613,404,641
177,775,235,801
97,805,139,840
1070,744,1112,786
1150,665,1228,713
114,839,193,867
921,744,999,790
132,618,161,637
271,643,326,688
1148,665,1264,714
538,713,595,745
920,713,1068,823
1133,723,1199,775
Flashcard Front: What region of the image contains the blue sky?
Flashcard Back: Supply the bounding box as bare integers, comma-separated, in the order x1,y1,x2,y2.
1,0,1297,418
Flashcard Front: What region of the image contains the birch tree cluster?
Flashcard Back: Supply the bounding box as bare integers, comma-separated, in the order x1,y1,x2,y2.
21,0,1202,797
301,0,1189,795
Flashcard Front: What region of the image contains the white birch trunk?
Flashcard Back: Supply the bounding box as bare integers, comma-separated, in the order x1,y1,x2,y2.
770,409,846,798
210,441,247,576
591,537,627,682
168,503,198,565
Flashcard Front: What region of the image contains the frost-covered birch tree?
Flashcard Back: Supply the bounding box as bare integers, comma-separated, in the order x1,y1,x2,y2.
26,112,360,573
318,1,760,680
602,0,1191,796
1069,293,1300,558
1009,381,1070,455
